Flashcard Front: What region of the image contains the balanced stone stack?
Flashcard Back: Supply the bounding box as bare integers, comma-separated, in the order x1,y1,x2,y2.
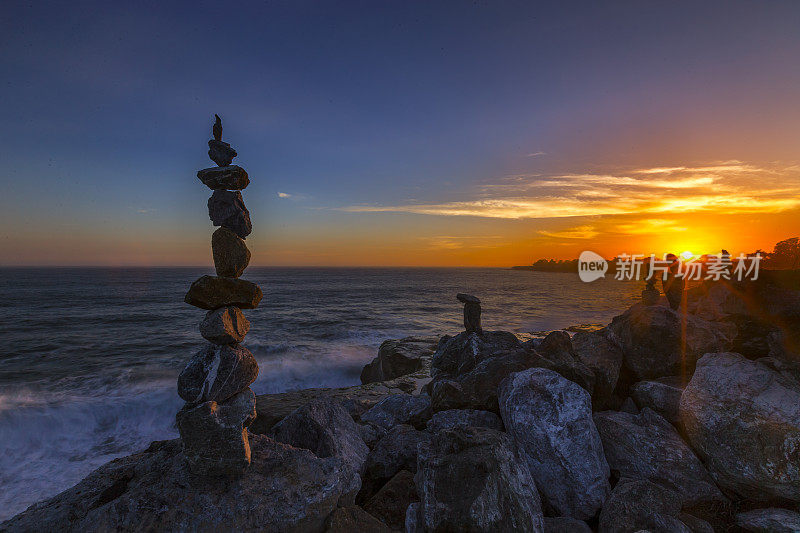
176,115,263,477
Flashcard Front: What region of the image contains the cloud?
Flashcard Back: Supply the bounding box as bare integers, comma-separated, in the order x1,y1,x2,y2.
423,235,505,250
526,151,546,157
538,225,599,240
277,192,292,198
340,162,800,220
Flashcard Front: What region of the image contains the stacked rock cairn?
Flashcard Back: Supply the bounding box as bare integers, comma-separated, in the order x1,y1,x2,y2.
175,115,264,477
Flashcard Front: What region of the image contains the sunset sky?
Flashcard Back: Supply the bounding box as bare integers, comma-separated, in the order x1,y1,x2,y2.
1,1,799,266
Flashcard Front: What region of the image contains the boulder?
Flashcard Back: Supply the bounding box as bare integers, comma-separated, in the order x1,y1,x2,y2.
598,478,691,533
678,513,715,533
431,330,522,377
359,394,431,432
363,470,417,530
572,330,624,406
197,165,250,190
176,388,256,476
325,506,392,533
251,374,430,434
543,517,593,533
208,139,237,166
630,376,686,427
270,399,369,476
679,352,800,502
360,336,438,384
498,368,609,519
212,227,251,278
184,275,262,310
605,303,731,380
360,425,430,502
535,330,577,365
412,427,545,532
199,306,250,344
3,435,362,532
735,508,800,532
426,408,503,433
208,189,252,239
593,408,725,507
177,343,259,404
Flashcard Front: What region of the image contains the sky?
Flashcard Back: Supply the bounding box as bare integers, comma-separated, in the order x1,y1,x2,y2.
1,0,799,266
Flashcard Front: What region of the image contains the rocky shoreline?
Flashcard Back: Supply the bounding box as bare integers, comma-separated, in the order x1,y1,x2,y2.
3,276,800,532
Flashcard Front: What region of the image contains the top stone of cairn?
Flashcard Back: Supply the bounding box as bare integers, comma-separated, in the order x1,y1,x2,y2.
208,114,237,167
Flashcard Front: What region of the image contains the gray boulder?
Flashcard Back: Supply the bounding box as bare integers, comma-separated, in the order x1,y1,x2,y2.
426,408,503,433
360,336,438,384
176,388,256,476
2,435,357,532
411,426,544,532
208,189,252,239
544,516,593,533
735,508,800,532
197,165,250,190
432,330,522,377
360,425,431,502
270,399,369,476
177,343,259,404
606,304,731,380
630,376,686,427
359,394,431,432
593,408,725,507
498,368,609,520
680,352,800,502
212,226,251,278
199,306,250,344
184,275,262,310
598,478,691,533
572,330,624,407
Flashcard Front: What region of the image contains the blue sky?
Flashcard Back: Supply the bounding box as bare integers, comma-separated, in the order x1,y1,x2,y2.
1,1,799,265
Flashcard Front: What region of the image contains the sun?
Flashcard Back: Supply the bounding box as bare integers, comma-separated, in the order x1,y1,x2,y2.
681,250,694,260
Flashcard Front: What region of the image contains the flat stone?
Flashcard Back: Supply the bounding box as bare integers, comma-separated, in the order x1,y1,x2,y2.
212,227,251,277
175,388,256,476
208,190,252,239
197,165,249,190
199,306,250,344
456,293,480,304
1,434,358,531
208,139,237,166
498,368,609,520
177,344,259,404
184,275,262,310
360,336,438,384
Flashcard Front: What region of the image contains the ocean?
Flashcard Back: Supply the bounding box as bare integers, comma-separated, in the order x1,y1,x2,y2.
0,267,639,520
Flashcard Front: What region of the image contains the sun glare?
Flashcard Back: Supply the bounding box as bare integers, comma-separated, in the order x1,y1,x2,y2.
681,250,694,260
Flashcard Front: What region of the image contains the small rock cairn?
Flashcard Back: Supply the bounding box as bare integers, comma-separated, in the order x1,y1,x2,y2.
175,115,264,476
457,293,482,334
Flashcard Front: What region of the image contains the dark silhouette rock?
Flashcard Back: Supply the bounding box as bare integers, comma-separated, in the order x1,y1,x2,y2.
363,470,417,530
212,113,222,141
360,336,438,384
326,506,392,533
680,352,800,502
593,408,725,508
175,388,256,476
605,304,731,380
572,330,624,408
426,408,503,433
1,435,360,532
184,275,262,310
199,306,250,344
208,190,252,238
456,293,482,333
197,165,250,190
211,227,251,278
411,426,545,532
498,368,609,520
270,399,369,476
642,278,660,306
598,478,690,533
177,344,259,404
208,139,237,167
432,330,522,377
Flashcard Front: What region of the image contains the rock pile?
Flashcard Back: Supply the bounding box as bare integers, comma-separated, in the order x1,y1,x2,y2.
176,115,263,477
